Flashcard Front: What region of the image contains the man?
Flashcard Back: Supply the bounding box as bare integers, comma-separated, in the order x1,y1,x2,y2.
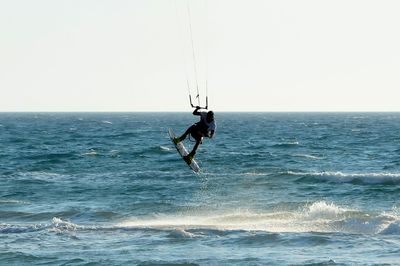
174,106,216,163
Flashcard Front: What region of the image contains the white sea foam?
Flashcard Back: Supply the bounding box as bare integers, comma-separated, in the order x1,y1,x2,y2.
2,206,398,237
117,201,398,235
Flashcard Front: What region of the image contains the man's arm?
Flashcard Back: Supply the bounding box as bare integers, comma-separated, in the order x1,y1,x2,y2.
208,130,215,138
193,106,201,116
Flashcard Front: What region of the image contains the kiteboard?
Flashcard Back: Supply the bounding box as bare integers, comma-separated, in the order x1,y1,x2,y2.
168,128,200,173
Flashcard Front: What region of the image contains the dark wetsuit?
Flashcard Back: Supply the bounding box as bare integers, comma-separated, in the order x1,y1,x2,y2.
178,108,216,157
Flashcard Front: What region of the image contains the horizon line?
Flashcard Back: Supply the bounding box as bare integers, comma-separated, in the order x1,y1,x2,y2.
1,110,400,113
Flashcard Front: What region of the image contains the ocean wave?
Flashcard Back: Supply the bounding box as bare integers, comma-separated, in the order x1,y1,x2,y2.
0,217,82,234
137,260,200,266
241,172,271,176
0,199,30,205
0,224,44,234
102,132,137,138
2,206,399,237
305,201,346,220
380,220,400,235
117,201,400,235
140,146,174,155
286,171,400,184
4,171,68,183
49,217,80,232
24,152,77,161
167,228,199,238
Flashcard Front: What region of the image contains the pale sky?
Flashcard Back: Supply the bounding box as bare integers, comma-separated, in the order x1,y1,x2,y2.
1,0,399,112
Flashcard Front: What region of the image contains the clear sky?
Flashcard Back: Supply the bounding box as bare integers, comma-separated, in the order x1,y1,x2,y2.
1,0,399,112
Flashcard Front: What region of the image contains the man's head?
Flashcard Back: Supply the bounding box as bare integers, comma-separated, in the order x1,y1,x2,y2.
206,111,214,122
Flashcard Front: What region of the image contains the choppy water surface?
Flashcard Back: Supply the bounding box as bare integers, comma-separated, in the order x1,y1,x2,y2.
1,113,400,265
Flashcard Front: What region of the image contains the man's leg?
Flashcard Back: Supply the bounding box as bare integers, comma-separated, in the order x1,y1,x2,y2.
189,139,201,157
184,137,202,163
175,125,196,143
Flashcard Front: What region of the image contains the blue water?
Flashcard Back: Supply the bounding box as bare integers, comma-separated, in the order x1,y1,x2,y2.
1,112,400,265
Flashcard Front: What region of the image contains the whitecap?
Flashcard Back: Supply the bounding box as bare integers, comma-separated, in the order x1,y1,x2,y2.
159,146,171,151
286,171,400,184
242,172,270,176
319,171,400,184
305,201,345,220
83,150,99,156
0,199,30,205
49,217,79,232
274,141,299,147
292,154,324,160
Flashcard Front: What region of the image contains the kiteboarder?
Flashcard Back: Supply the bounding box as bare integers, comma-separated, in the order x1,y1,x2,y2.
174,106,216,163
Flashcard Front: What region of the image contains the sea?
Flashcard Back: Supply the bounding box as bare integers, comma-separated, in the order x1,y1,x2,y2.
1,112,399,265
